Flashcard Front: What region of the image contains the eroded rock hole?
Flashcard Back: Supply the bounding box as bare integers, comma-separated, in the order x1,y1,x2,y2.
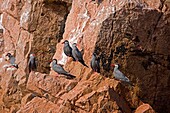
10,4,15,11
115,44,127,55
133,36,140,42
125,33,132,39
99,50,114,77
31,1,71,74
153,36,156,42
56,13,68,43
41,13,45,16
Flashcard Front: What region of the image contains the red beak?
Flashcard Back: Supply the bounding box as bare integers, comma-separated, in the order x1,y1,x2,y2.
48,60,52,63
110,64,115,67
61,41,64,44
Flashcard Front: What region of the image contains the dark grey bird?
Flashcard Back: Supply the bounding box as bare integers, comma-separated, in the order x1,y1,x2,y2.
90,53,100,73
51,59,76,79
111,64,132,84
28,53,37,72
72,43,88,67
6,53,18,68
62,40,76,61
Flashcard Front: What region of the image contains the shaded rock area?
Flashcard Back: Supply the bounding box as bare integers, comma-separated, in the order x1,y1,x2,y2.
30,0,71,73
0,0,72,112
135,104,155,113
0,0,169,113
95,3,170,112
0,30,3,56
19,72,135,113
0,0,71,74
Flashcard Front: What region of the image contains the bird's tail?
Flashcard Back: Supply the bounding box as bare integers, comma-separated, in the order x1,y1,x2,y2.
12,64,18,69
127,81,134,86
12,61,23,69
92,68,100,73
71,56,76,61
122,80,134,87
64,73,76,79
123,77,134,86
79,60,89,68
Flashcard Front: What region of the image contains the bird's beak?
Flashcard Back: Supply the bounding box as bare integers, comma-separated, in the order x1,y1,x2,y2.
48,60,52,63
61,41,64,44
110,64,115,67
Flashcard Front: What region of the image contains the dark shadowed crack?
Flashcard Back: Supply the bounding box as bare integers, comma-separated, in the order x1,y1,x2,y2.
30,0,72,74
93,3,170,112
147,12,163,47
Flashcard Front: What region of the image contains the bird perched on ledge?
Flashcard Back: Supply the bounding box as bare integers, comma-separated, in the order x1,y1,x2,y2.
111,64,132,84
90,52,100,73
28,53,37,73
72,43,88,67
62,40,76,61
51,59,76,79
6,53,18,68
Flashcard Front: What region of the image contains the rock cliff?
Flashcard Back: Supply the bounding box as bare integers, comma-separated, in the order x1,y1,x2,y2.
0,0,170,113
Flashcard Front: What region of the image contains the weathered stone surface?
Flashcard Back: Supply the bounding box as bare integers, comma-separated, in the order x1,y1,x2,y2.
54,0,170,112
27,72,78,97
22,72,137,112
17,97,60,113
0,68,22,112
0,0,73,112
0,0,24,19
0,32,3,56
20,93,36,108
93,5,169,113
135,104,155,113
2,12,20,45
30,0,71,73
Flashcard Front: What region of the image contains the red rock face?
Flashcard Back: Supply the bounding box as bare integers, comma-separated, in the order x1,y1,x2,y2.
94,5,170,112
53,0,170,112
135,104,155,113
0,0,71,112
17,97,60,113
0,0,169,113
0,31,3,56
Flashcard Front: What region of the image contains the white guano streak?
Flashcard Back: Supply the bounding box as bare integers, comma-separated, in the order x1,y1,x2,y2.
20,2,31,27
0,14,5,31
90,5,115,27
58,6,90,65
1,0,10,10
